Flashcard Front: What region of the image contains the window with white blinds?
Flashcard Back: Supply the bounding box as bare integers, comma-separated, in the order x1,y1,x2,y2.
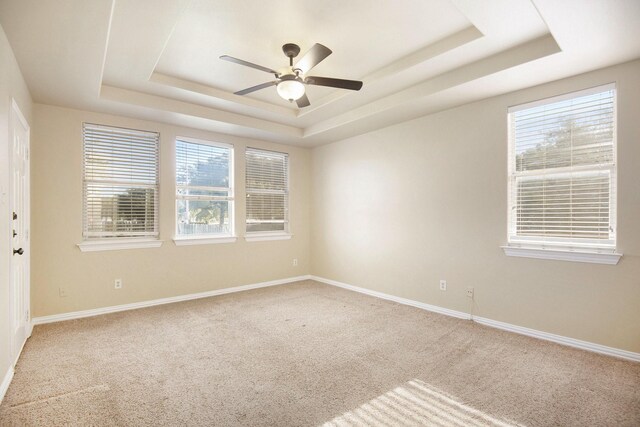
507,84,616,250
176,138,233,237
83,123,159,240
245,148,289,233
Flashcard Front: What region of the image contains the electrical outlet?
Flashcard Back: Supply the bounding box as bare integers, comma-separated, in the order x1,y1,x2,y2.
114,279,123,289
466,287,474,299
59,287,67,298
293,258,298,267
439,280,447,291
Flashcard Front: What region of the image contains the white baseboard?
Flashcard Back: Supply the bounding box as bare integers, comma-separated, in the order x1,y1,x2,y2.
0,367,14,404
311,275,471,320
28,273,640,363
32,275,312,325
473,316,640,362
310,275,640,362
1,320,33,404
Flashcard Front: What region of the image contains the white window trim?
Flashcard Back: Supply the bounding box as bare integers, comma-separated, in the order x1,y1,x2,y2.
245,232,292,242
504,83,620,264
502,245,622,265
78,239,163,252
173,236,237,246
175,137,235,239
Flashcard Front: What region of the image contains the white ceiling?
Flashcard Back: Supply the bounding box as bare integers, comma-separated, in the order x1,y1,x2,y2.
1,0,639,147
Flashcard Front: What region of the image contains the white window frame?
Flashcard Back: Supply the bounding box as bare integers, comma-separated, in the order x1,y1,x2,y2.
245,148,291,242
173,137,236,246
503,84,622,265
78,123,162,252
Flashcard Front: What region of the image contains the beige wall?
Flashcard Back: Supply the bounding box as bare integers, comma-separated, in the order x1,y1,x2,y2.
0,25,32,388
31,104,311,317
23,58,640,356
311,59,640,353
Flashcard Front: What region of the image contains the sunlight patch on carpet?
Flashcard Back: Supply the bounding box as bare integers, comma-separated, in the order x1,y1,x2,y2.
322,379,524,427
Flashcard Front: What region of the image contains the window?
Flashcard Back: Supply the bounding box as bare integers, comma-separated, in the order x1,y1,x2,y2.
507,84,618,260
245,148,289,237
175,138,233,240
82,123,159,242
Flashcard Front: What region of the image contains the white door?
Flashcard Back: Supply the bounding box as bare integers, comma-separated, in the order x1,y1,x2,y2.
9,99,31,366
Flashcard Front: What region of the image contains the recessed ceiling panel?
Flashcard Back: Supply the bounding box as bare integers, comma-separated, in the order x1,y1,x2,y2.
154,0,472,106
3,0,638,147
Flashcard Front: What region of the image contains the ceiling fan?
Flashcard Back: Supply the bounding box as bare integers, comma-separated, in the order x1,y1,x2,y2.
220,43,363,108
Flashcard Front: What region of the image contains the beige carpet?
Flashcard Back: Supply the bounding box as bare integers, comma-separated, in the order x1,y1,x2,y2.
1,280,638,426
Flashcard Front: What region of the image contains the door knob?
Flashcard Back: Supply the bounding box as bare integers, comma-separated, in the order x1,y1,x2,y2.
13,248,24,255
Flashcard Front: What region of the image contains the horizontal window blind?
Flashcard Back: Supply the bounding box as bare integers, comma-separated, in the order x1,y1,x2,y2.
176,139,233,236
245,148,289,233
83,123,159,239
508,85,616,249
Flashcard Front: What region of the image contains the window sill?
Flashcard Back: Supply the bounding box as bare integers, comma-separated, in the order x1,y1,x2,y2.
78,239,163,252
173,236,237,246
501,245,622,265
245,233,292,242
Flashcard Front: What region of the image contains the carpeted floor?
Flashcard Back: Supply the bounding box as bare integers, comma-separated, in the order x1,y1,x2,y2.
1,280,639,426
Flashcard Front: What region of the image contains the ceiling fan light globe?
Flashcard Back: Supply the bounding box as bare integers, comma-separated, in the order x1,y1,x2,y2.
277,79,305,101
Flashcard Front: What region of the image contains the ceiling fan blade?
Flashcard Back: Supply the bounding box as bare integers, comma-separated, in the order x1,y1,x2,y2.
296,93,311,108
220,55,279,75
295,44,332,74
234,81,278,96
305,76,363,91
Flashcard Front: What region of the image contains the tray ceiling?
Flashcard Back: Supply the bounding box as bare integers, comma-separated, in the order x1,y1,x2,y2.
1,0,639,146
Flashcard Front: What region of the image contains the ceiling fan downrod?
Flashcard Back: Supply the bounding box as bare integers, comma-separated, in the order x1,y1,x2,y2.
282,43,301,67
